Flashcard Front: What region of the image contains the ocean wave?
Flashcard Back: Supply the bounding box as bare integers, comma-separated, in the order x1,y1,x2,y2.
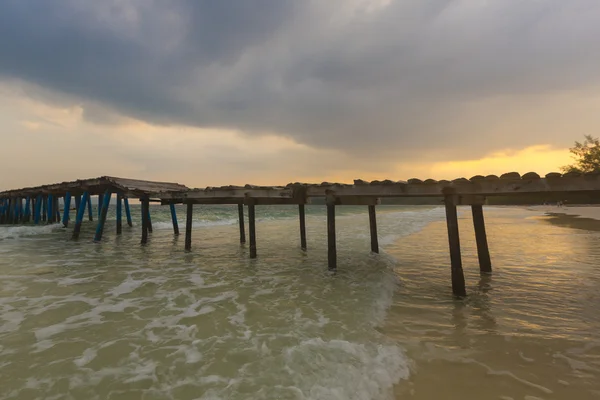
0,224,62,240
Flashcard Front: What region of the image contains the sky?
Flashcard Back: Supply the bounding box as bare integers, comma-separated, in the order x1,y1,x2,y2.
1,0,599,190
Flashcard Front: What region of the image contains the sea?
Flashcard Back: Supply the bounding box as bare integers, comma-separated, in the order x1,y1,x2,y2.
0,204,599,400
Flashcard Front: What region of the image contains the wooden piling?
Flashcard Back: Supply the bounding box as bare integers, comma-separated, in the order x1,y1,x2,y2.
34,195,42,224
299,204,307,250
55,197,61,223
169,204,179,235
237,204,246,244
147,207,153,233
93,191,112,242
24,197,31,223
184,202,193,250
471,204,492,274
62,192,71,227
444,194,467,297
248,202,257,258
97,194,103,220
116,194,123,235
42,196,47,222
327,201,337,271
47,195,54,224
124,198,133,227
87,195,93,221
72,192,89,239
141,198,150,245
368,205,379,253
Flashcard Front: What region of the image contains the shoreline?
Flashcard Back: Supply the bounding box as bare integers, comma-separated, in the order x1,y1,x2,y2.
528,205,600,231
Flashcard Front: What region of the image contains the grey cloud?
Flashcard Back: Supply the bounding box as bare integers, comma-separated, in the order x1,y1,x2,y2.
1,0,600,161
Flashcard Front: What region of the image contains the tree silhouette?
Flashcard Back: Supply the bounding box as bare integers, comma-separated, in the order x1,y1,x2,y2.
561,135,600,173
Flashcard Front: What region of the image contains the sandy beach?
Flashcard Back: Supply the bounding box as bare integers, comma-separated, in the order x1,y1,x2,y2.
528,205,600,231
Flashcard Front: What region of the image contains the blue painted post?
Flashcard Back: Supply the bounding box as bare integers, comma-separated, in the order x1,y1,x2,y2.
116,194,123,235
13,198,20,224
72,191,89,239
23,196,31,222
47,195,54,224
170,204,179,235
34,194,42,224
74,195,81,215
147,206,153,233
62,192,72,227
87,195,93,221
56,197,61,223
97,194,104,220
42,196,47,222
124,198,133,227
94,191,112,242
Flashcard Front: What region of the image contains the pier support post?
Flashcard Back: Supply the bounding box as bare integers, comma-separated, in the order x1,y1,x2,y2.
147,207,153,233
72,192,89,240
55,197,61,223
116,194,123,235
141,198,150,245
87,195,93,221
74,195,81,216
248,201,257,258
326,197,337,271
299,204,307,250
97,194,103,220
34,195,42,224
62,192,72,227
184,202,193,251
124,198,133,227
471,204,492,274
24,197,31,223
368,205,379,253
444,194,466,297
42,196,47,222
238,204,246,244
47,195,54,224
170,204,179,235
94,191,112,242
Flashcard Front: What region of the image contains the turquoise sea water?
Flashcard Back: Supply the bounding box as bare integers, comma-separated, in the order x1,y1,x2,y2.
0,204,599,399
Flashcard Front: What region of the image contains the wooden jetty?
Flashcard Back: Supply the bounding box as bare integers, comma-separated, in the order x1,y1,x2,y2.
1,171,598,297
0,176,188,242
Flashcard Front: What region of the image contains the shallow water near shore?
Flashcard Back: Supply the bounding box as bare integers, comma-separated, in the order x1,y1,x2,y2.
0,205,599,399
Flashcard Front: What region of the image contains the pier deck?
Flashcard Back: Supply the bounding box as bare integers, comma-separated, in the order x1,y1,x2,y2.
1,171,598,297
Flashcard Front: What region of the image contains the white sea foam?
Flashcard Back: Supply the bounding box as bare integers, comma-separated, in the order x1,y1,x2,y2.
0,224,61,240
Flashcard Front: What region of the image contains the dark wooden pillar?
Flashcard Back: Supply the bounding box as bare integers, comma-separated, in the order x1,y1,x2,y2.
237,204,246,244
185,202,193,251
147,207,153,233
248,202,257,258
299,204,307,250
116,194,123,235
170,204,179,235
368,205,379,253
93,191,112,242
471,204,492,274
327,201,337,271
444,194,466,297
141,198,149,245
42,195,47,222
72,192,89,240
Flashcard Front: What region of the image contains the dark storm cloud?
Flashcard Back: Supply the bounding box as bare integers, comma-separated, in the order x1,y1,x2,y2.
1,0,600,160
